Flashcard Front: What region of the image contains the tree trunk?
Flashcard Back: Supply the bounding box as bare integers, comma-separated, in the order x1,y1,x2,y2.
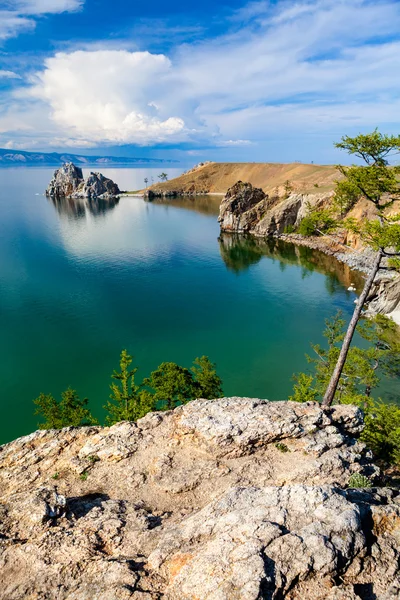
322,248,383,407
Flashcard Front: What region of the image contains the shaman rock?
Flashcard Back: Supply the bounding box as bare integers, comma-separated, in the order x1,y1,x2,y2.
45,162,84,198
46,163,120,199
0,397,398,599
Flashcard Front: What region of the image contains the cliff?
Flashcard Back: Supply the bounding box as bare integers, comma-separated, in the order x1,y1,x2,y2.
0,397,399,599
218,181,400,324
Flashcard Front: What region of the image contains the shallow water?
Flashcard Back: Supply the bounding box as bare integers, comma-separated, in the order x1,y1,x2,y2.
0,167,389,443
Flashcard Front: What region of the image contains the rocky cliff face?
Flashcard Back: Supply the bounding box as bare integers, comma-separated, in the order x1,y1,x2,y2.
1,397,399,600
218,181,328,236
46,163,120,199
45,162,84,198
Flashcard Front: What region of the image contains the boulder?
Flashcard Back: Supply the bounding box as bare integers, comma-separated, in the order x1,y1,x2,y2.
45,162,83,198
46,163,120,199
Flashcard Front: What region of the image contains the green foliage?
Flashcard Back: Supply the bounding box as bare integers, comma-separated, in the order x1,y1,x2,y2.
361,401,400,466
275,442,290,453
104,350,155,425
334,179,361,216
289,373,318,403
344,216,400,255
35,350,224,429
298,203,337,237
52,472,60,480
158,173,168,182
283,224,295,234
335,129,400,167
143,362,196,410
34,388,98,430
191,355,223,399
347,473,373,489
291,312,400,405
80,471,88,481
291,311,400,465
144,355,223,411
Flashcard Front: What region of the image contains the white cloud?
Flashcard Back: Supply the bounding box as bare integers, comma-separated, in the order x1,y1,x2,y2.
0,0,83,40
0,70,21,78
2,0,400,149
14,0,83,14
28,50,186,144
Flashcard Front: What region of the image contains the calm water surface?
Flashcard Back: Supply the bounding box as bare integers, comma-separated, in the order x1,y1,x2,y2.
0,167,383,443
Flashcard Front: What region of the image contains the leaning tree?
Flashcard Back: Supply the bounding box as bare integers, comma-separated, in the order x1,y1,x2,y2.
322,130,400,407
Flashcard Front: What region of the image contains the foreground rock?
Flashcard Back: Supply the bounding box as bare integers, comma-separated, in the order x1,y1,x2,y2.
46,163,120,199
1,397,398,599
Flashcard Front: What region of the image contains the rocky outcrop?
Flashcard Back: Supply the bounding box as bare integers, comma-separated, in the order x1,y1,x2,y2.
46,163,120,199
45,162,84,197
1,397,399,599
218,181,270,232
218,181,329,236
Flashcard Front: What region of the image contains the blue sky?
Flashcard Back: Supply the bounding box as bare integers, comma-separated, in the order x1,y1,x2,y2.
0,0,400,163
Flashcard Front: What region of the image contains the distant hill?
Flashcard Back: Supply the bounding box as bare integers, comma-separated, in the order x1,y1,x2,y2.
0,148,178,167
145,161,340,196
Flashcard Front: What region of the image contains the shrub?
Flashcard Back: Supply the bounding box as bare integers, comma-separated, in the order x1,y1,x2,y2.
348,473,373,489
361,401,400,466
275,442,290,453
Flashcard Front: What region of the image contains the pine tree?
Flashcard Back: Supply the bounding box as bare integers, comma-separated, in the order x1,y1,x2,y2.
34,388,97,430
104,350,154,425
322,130,400,406
191,356,223,399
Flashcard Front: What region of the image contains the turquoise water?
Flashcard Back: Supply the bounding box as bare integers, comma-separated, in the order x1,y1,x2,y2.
0,167,378,444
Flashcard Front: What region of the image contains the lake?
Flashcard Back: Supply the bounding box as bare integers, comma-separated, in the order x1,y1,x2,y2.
0,166,382,443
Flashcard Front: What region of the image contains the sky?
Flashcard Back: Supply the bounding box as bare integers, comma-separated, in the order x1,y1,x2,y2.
0,0,400,163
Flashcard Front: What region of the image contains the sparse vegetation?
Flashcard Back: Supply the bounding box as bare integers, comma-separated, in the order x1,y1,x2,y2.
34,351,224,429
290,311,400,466
348,473,373,489
275,442,290,453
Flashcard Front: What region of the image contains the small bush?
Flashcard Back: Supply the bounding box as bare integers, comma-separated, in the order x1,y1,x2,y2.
52,472,60,480
298,217,316,236
275,442,290,453
80,471,89,481
348,473,373,489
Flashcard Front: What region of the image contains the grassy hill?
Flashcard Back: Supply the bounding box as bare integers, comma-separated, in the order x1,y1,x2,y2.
146,162,340,196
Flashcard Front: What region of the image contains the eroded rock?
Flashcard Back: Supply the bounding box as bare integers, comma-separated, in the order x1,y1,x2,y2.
46,163,120,199
0,398,398,599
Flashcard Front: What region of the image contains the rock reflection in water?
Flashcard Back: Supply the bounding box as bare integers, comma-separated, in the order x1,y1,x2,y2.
149,194,222,216
218,233,365,294
48,194,120,220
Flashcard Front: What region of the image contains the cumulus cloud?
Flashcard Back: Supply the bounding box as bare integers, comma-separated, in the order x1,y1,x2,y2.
2,0,400,149
28,50,186,144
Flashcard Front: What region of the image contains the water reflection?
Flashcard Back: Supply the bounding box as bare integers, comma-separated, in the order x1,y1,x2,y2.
149,194,222,216
48,194,120,220
218,233,365,293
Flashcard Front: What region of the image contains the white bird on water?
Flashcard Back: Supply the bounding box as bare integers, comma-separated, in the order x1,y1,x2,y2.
347,283,356,292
